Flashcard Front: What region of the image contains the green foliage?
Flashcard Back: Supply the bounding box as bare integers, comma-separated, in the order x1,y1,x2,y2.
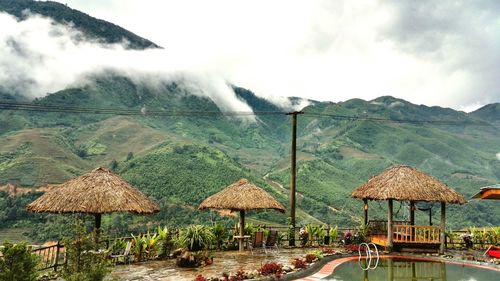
210,223,228,250
0,241,39,281
328,226,338,246
177,225,215,251
156,226,174,258
62,220,111,281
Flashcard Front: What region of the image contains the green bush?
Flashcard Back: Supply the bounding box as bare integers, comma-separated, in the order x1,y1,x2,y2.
177,225,215,251
0,241,39,281
62,220,111,281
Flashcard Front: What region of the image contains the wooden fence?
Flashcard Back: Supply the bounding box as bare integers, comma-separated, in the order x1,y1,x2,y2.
31,241,65,271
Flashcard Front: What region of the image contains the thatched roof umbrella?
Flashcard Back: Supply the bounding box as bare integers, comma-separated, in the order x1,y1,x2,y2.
351,165,466,253
199,178,285,251
27,167,160,238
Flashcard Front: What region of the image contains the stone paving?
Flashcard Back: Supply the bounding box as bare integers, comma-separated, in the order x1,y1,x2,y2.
108,247,315,281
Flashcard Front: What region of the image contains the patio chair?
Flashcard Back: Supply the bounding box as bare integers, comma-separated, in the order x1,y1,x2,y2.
110,241,132,264
249,231,264,255
263,230,279,254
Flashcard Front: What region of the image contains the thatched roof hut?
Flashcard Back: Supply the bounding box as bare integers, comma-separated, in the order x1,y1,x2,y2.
472,184,500,200
351,165,466,253
351,165,466,204
27,167,159,236
199,178,285,251
199,178,285,212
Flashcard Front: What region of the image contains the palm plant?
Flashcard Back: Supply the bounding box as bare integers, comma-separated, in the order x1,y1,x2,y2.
317,225,327,246
178,225,215,251
143,231,159,259
328,226,338,246
211,223,227,250
305,224,315,246
157,226,173,258
131,234,146,262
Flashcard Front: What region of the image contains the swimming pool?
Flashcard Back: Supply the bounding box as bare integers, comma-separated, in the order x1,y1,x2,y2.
323,257,499,281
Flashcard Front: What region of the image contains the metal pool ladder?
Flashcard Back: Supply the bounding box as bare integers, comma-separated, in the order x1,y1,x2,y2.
358,242,379,270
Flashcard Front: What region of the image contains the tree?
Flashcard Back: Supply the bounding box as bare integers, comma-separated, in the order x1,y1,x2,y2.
109,159,118,171
126,152,134,161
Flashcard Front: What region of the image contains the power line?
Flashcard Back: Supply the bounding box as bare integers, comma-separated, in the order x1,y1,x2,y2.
303,111,495,127
0,100,286,117
0,100,496,127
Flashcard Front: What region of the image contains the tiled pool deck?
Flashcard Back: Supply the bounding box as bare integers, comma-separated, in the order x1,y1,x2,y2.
109,247,315,281
109,249,500,281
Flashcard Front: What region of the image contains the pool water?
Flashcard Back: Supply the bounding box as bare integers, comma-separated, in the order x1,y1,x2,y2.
325,258,499,281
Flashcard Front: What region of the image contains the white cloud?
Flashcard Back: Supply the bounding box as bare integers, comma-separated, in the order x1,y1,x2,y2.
0,12,254,115
2,0,500,113
496,153,500,161
59,0,500,109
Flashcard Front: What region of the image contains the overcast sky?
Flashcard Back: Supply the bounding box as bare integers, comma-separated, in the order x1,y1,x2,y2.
13,1,500,111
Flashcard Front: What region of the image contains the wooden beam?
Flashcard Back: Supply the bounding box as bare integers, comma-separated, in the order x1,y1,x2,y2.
387,199,393,250
440,202,446,254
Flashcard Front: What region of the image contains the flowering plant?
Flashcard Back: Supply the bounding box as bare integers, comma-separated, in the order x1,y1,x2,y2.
257,261,283,278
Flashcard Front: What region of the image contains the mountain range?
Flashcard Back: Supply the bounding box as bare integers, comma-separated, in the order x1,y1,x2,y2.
0,0,499,242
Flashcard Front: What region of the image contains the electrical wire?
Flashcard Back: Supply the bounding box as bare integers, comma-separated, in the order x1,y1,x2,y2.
0,100,497,127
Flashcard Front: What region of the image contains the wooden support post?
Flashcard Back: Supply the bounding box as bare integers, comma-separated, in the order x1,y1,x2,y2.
363,199,369,226
287,111,303,246
410,201,415,240
440,202,446,254
95,213,101,246
409,201,415,225
54,241,61,272
239,210,245,251
387,199,393,250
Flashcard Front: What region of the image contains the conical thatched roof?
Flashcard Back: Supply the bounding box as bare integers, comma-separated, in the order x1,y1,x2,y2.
351,165,466,204
199,178,285,212
27,167,160,214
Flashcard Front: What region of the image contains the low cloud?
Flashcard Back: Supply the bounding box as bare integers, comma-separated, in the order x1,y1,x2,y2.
0,12,254,114
496,153,500,161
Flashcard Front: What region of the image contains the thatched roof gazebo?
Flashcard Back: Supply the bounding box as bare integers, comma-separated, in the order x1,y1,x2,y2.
351,165,466,253
27,167,160,237
199,178,285,251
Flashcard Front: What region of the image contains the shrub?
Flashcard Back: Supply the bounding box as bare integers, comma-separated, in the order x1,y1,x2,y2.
194,274,207,281
0,242,39,281
229,269,248,281
321,247,336,255
178,225,215,251
62,220,111,281
257,261,283,278
211,223,228,250
344,244,360,252
291,258,307,269
304,254,316,263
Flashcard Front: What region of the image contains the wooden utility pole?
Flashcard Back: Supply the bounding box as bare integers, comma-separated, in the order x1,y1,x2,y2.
287,111,303,246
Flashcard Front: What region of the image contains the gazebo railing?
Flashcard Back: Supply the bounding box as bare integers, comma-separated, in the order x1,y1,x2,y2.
392,224,441,244
368,220,410,235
